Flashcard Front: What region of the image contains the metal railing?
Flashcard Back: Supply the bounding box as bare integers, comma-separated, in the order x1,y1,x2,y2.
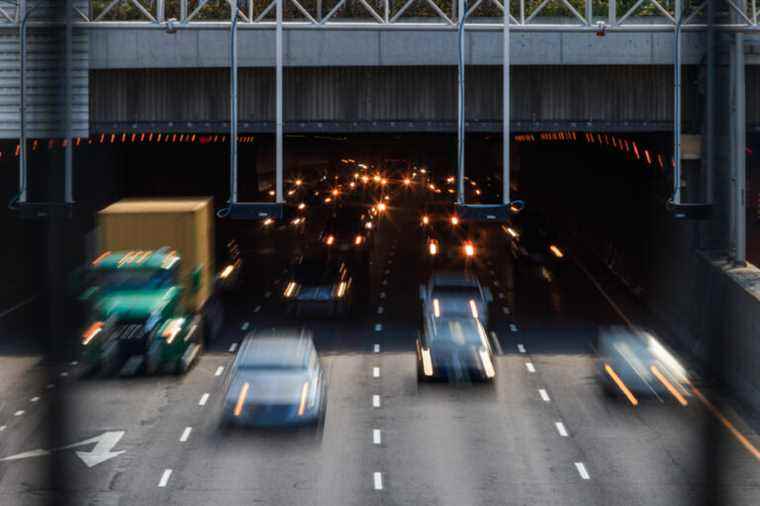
0,0,756,31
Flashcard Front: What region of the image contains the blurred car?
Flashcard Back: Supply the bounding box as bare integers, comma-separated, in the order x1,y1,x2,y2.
419,271,493,328
320,205,374,255
504,210,566,282
596,326,691,406
416,315,495,382
282,254,353,317
222,329,326,427
215,238,243,291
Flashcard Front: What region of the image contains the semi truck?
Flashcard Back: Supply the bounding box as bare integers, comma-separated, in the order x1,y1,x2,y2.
80,198,223,376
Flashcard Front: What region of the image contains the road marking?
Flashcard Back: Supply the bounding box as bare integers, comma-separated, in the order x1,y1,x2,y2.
253,305,261,313
490,331,503,355
575,462,590,480
214,366,224,377
229,342,238,353
525,362,535,373
46,384,55,389
502,307,510,315
14,410,24,416
158,469,172,487
490,269,495,275
509,324,518,332
240,322,249,331
574,259,633,327
69,361,78,366
382,279,388,286
264,291,272,299
273,279,280,285
373,344,381,353
384,269,390,274
517,344,526,353
373,367,380,378
379,292,386,299
372,395,381,408
374,324,383,332
377,306,384,314
556,422,569,437
538,389,550,402
0,425,5,431
60,372,68,377
30,397,39,403
493,281,500,287
179,427,192,442
498,293,505,299
373,429,382,445
198,393,210,406
373,472,383,490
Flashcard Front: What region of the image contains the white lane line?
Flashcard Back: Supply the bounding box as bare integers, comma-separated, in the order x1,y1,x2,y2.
490,269,496,275
382,279,388,286
556,422,569,437
198,393,210,406
253,305,261,313
377,306,384,315
158,469,173,487
46,384,55,389
517,344,526,353
574,259,634,328
373,367,380,378
264,291,272,299
379,292,386,299
493,281,500,287
69,361,78,366
240,322,250,331
525,362,536,373
373,429,382,445
498,293,505,299
374,324,383,332
373,472,383,490
509,323,519,332
575,462,591,480
60,372,68,377
14,410,24,417
0,425,6,431
373,344,381,353
490,331,504,355
273,279,281,285
180,427,192,442
372,395,381,408
30,397,39,403
229,342,238,353
384,269,391,275
214,366,224,377
502,306,510,315
538,389,551,402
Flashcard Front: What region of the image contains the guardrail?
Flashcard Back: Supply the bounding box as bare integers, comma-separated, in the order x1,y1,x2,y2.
0,0,756,31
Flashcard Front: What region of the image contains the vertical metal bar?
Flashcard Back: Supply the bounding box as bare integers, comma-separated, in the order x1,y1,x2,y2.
503,0,510,205
705,0,714,204
230,5,238,204
672,0,682,204
735,30,746,264
19,0,27,203
457,0,466,205
384,0,389,23
520,0,525,24
181,0,187,22
609,0,616,26
318,0,323,21
157,0,165,22
65,0,74,203
585,0,591,25
276,0,284,203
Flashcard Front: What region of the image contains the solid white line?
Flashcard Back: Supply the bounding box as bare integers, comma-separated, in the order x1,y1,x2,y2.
525,362,536,373
241,322,249,331
372,395,381,408
509,324,518,332
374,324,383,332
373,366,380,378
379,292,386,299
517,344,526,353
253,305,261,313
158,469,172,487
214,366,224,377
30,397,39,403
180,427,192,442
490,331,503,355
538,389,551,402
373,429,382,445
373,472,383,490
575,462,590,480
373,344,380,353
574,259,633,328
502,306,510,315
14,410,24,416
198,393,210,406
229,342,238,353
377,306,384,314
556,422,569,437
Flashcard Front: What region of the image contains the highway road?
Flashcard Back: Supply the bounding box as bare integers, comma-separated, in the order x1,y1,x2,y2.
1,205,759,506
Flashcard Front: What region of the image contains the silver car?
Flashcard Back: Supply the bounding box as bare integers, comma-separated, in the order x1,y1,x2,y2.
419,271,493,328
222,329,327,426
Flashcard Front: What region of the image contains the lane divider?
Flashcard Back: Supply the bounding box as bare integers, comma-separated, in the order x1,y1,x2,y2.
240,322,249,331
517,344,526,353
373,344,381,353
179,427,192,442
158,469,172,487
214,366,224,377
538,389,551,402
373,367,380,378
555,422,569,437
372,395,381,408
373,472,383,490
198,393,209,406
509,324,519,332
374,324,383,332
574,462,590,480
253,305,261,313
525,362,536,373
373,429,382,445
13,410,24,417
228,342,238,353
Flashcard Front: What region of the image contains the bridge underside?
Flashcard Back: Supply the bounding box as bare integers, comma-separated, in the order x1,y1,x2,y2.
91,65,714,134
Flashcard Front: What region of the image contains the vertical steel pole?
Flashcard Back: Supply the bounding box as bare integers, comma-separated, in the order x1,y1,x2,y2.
704,0,714,204
230,5,238,203
502,0,510,205
64,0,73,203
275,0,284,203
672,0,682,205
457,0,466,205
735,30,746,264
19,0,27,203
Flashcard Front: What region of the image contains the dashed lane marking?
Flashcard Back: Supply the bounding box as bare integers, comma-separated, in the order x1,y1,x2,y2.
525,362,536,373
556,422,569,437
373,367,380,378
382,280,388,286
517,344,526,353
384,269,391,275
253,305,261,313
0,425,5,431
229,342,238,353
60,372,68,377
489,331,503,355
374,324,383,332
241,322,250,331
509,324,518,332
502,307,510,315
30,397,39,403
46,384,55,389
493,281,500,287
538,389,551,402
373,344,381,353
215,366,224,377
377,306,384,314
198,393,210,406
575,462,590,480
264,291,272,299
372,395,381,408
69,361,78,366
373,429,382,445
498,293,505,299
158,469,172,487
374,472,383,490
180,427,192,442
14,411,24,417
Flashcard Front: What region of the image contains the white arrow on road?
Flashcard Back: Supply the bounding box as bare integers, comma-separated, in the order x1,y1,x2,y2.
1,431,125,468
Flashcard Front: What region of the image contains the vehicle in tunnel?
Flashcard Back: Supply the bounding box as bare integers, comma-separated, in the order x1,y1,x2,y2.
283,253,354,318
419,271,493,329
505,209,566,282
416,315,495,383
596,326,692,407
221,329,326,427
320,204,374,256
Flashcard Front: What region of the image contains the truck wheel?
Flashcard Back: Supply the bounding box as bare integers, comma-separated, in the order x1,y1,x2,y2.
100,340,121,377
145,339,162,375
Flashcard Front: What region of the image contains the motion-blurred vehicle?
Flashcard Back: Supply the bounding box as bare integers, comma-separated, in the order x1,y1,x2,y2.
222,329,326,427
504,210,566,282
419,271,493,328
320,205,374,256
416,315,496,382
283,254,354,318
216,238,243,291
80,198,222,376
596,326,691,406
